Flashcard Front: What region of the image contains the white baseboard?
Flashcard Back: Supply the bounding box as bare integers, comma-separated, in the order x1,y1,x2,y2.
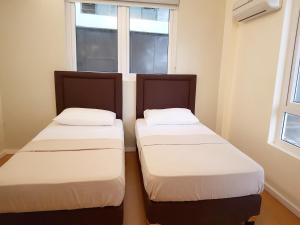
265,182,300,218
125,147,136,152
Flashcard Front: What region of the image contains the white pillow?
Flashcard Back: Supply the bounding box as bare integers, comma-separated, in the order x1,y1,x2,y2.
144,108,199,126
53,108,116,126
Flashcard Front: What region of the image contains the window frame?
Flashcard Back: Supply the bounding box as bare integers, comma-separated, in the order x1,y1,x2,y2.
270,0,300,158
65,1,178,79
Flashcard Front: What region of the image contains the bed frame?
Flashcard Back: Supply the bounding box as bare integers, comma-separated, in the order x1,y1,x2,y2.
136,74,196,118
136,74,261,225
0,71,123,225
55,71,122,118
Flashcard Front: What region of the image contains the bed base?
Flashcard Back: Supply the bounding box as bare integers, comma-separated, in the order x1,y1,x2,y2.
0,204,123,225
144,194,260,225
136,154,261,225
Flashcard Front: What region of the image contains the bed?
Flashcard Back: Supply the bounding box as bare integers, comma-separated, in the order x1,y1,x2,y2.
135,74,264,225
0,71,124,225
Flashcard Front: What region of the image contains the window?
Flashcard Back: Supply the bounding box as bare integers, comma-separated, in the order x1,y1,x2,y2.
66,2,177,75
279,11,300,149
271,1,300,156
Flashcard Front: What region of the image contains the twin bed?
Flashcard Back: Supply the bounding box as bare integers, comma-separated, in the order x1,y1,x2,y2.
0,72,264,225
0,72,124,225
135,75,264,225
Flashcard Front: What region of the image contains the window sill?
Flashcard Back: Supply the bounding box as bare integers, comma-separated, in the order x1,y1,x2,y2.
268,141,300,160
123,74,136,82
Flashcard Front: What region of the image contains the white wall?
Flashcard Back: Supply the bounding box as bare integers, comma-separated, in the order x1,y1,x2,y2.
0,0,225,149
218,0,300,214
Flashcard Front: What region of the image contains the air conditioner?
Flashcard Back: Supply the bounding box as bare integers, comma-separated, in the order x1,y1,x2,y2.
233,0,282,22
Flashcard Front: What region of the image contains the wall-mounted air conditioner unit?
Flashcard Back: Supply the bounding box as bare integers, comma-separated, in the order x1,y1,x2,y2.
233,0,282,22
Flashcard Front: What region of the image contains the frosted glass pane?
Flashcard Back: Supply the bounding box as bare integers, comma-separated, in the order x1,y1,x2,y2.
75,3,118,72
293,72,300,103
282,113,300,148
129,7,169,74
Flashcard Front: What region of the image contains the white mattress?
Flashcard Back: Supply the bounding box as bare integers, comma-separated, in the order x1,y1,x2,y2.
0,119,125,213
136,119,264,202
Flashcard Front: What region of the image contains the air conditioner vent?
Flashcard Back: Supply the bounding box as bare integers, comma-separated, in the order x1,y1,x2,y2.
233,0,282,22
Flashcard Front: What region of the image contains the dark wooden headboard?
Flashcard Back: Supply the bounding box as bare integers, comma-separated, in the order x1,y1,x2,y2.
136,74,197,118
55,71,122,119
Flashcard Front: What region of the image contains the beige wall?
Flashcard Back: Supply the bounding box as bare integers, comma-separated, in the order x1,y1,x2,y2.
123,80,136,147
0,0,67,149
0,93,4,152
0,0,225,149
216,0,239,137
218,0,300,212
176,0,225,130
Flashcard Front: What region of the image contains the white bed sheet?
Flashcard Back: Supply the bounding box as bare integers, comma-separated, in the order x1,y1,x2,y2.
136,119,215,151
0,120,125,213
135,119,264,202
